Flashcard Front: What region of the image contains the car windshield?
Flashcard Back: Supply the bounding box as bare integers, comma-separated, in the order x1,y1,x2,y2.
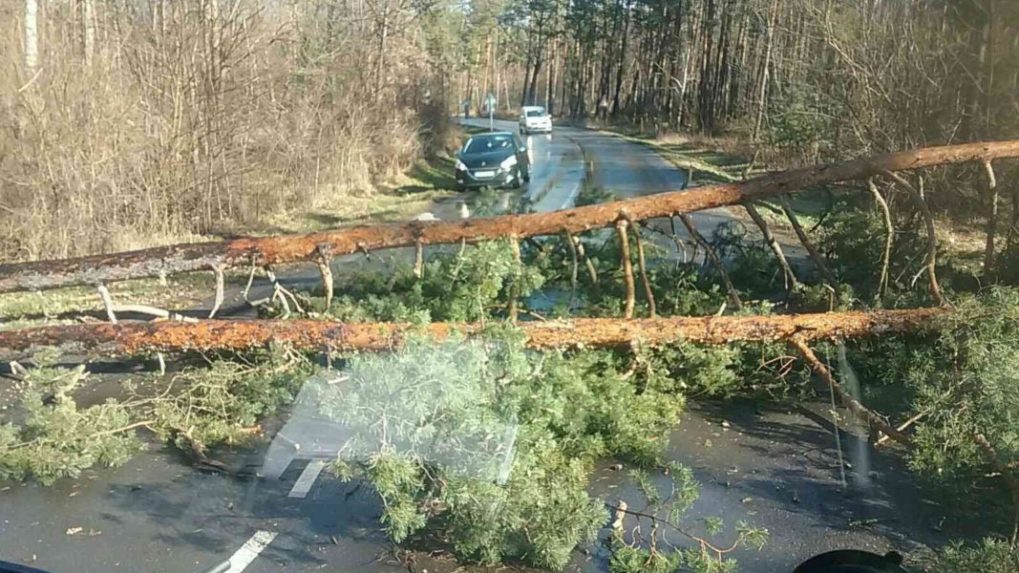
463,134,514,154
2,2,1017,573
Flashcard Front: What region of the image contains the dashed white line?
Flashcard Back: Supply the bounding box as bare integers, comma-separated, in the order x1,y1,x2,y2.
288,459,327,499
219,530,277,573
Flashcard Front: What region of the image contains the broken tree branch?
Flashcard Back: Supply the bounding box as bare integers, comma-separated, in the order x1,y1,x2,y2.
882,171,946,306
508,237,522,323
788,336,912,447
867,178,894,300
209,265,225,319
564,231,579,308
110,305,198,323
0,308,947,361
4,141,1018,294
743,202,800,291
316,245,334,310
779,195,839,287
97,284,117,324
679,214,743,310
616,220,636,318
625,216,656,317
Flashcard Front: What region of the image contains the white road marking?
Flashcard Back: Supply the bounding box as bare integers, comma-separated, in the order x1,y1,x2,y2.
223,530,277,573
559,182,583,210
288,459,327,498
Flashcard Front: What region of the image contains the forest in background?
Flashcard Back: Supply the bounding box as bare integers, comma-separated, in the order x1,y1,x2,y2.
468,0,1018,153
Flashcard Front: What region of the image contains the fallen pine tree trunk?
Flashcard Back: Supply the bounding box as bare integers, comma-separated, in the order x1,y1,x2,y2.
0,307,946,360
1,140,1018,294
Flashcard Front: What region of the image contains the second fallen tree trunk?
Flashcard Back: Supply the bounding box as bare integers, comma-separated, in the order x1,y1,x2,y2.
0,308,946,360
2,140,1018,294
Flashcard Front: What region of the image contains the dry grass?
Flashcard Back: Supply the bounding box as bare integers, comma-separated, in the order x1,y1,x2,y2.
0,1,447,262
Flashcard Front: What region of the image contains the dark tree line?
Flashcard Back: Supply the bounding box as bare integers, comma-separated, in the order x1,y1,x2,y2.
461,0,1018,154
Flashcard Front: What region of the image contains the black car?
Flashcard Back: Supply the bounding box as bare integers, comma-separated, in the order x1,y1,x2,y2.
454,131,530,190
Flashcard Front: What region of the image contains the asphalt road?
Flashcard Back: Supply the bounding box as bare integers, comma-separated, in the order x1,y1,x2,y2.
0,122,981,573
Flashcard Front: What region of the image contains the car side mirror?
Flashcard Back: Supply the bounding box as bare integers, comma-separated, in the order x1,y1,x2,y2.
518,146,527,153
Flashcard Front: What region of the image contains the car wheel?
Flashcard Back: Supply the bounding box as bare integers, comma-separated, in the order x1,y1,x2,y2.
523,167,531,182
511,167,523,189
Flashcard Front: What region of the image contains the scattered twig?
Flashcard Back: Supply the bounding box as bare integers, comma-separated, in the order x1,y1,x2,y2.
669,216,693,263
875,411,926,447
604,502,744,556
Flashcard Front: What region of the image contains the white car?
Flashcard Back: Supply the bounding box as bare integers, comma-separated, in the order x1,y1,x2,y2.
519,106,552,134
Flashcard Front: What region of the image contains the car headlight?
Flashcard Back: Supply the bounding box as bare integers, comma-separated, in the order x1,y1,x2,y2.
455,159,467,171
500,155,518,170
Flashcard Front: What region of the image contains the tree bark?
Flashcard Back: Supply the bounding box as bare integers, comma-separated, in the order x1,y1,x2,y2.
743,202,799,290
0,308,947,361
3,141,1018,294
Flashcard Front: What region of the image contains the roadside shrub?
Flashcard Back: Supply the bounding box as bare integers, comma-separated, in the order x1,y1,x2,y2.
927,538,1018,573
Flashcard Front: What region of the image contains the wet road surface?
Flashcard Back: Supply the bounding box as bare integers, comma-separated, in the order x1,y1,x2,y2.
0,123,978,573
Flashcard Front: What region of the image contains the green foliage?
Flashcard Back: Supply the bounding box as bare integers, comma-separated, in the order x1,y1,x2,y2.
928,538,1018,573
609,545,683,573
0,352,142,485
576,186,617,207
639,341,740,398
325,240,544,322
312,335,694,569
609,461,766,573
906,288,1019,490
142,346,314,451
